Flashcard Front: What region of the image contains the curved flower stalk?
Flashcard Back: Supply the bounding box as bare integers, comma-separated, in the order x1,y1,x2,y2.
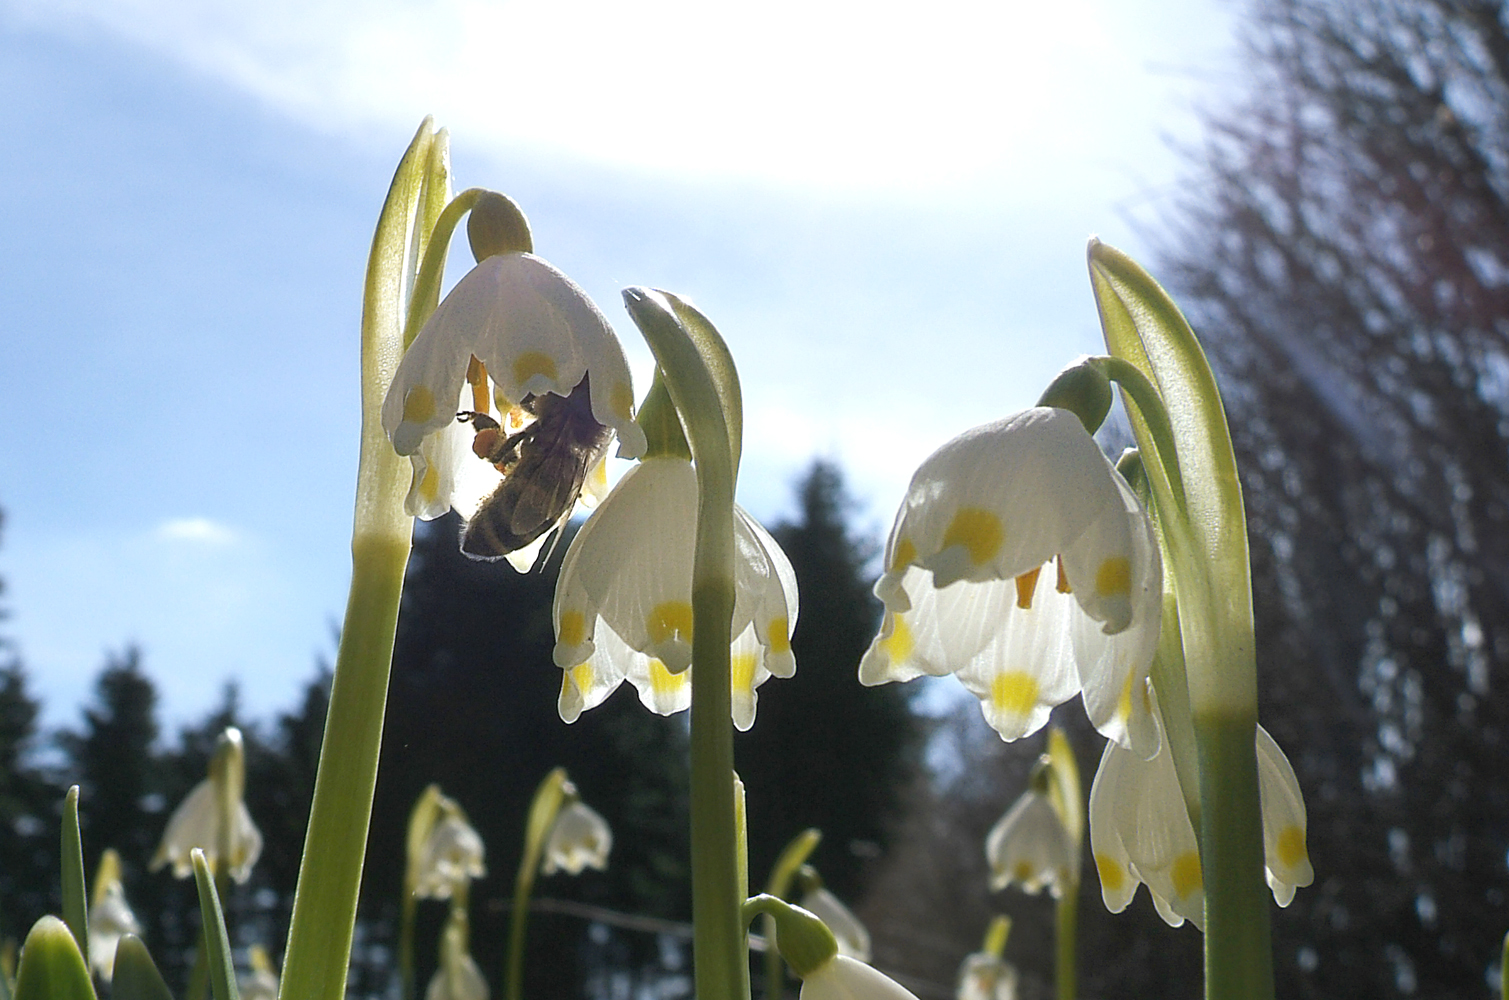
745,894,918,1000
150,728,262,884
1089,715,1313,930
382,244,647,569
796,876,870,962
860,407,1162,756
87,849,141,983
541,800,613,876
552,455,798,730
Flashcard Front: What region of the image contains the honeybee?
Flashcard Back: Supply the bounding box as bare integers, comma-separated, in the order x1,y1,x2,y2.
457,375,614,560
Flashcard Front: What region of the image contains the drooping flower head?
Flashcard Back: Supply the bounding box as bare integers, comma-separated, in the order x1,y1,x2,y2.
1089,713,1314,929
860,408,1161,756
150,727,262,883
956,951,1019,1000
427,909,489,1000
541,799,613,876
552,455,798,730
985,786,1078,899
87,848,141,983
239,945,280,1000
382,250,647,568
408,788,486,901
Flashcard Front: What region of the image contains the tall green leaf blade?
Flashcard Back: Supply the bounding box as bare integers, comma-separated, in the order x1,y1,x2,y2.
13,917,95,1000
112,936,175,1000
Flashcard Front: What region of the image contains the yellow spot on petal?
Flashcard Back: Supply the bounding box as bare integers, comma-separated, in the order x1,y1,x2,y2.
558,610,586,648
610,381,634,422
767,617,790,654
402,386,436,423
990,671,1039,717
880,613,913,664
1012,861,1035,883
418,463,439,503
1170,851,1203,900
1014,566,1042,609
570,663,593,691
1095,853,1127,893
942,508,1004,566
731,652,757,693
1096,556,1132,597
1276,826,1308,869
648,659,688,696
890,537,917,573
512,351,559,386
646,602,694,644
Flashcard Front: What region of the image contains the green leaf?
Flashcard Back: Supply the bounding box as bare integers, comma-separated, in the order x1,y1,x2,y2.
60,787,88,968
191,852,240,1000
112,936,175,1000
1087,239,1254,713
13,917,95,1000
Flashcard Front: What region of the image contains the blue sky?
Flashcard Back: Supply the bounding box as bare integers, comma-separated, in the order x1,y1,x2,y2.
0,0,1237,731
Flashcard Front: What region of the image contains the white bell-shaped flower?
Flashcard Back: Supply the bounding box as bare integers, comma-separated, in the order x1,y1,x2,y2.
87,849,141,983
956,952,1019,1000
541,800,613,876
426,912,489,1000
381,252,647,567
1089,718,1313,929
985,789,1077,898
414,812,487,900
552,456,798,730
150,728,262,884
799,887,871,962
238,946,280,1000
860,408,1161,756
800,955,921,1000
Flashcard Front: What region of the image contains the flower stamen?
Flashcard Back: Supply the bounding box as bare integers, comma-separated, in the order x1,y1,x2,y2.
1014,566,1042,609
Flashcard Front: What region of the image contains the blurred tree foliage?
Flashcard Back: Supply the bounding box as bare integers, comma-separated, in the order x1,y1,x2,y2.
1153,0,1509,993
738,460,923,902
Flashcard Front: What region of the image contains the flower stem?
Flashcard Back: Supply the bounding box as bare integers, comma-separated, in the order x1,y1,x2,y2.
1197,709,1272,1000
1055,883,1077,1000
280,119,448,1000
507,769,569,1000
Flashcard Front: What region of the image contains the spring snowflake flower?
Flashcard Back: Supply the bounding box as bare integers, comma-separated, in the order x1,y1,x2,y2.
956,952,1019,1000
860,408,1161,756
427,912,489,1000
1089,718,1314,929
552,456,798,730
239,946,280,1000
799,887,871,962
150,728,262,884
800,955,921,1000
87,849,140,982
382,252,648,568
541,800,613,876
985,788,1078,898
414,811,487,900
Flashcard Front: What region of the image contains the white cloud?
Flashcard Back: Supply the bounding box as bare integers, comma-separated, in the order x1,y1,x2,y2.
155,516,238,545
8,0,1228,193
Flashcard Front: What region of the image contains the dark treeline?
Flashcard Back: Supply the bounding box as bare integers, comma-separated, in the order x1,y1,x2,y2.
0,460,923,997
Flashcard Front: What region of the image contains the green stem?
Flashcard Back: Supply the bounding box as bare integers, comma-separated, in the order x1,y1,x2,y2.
1055,882,1077,1000
279,118,447,1000
762,831,822,1000
690,577,744,1000
507,769,569,1000
399,893,417,1000
1197,711,1272,1000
